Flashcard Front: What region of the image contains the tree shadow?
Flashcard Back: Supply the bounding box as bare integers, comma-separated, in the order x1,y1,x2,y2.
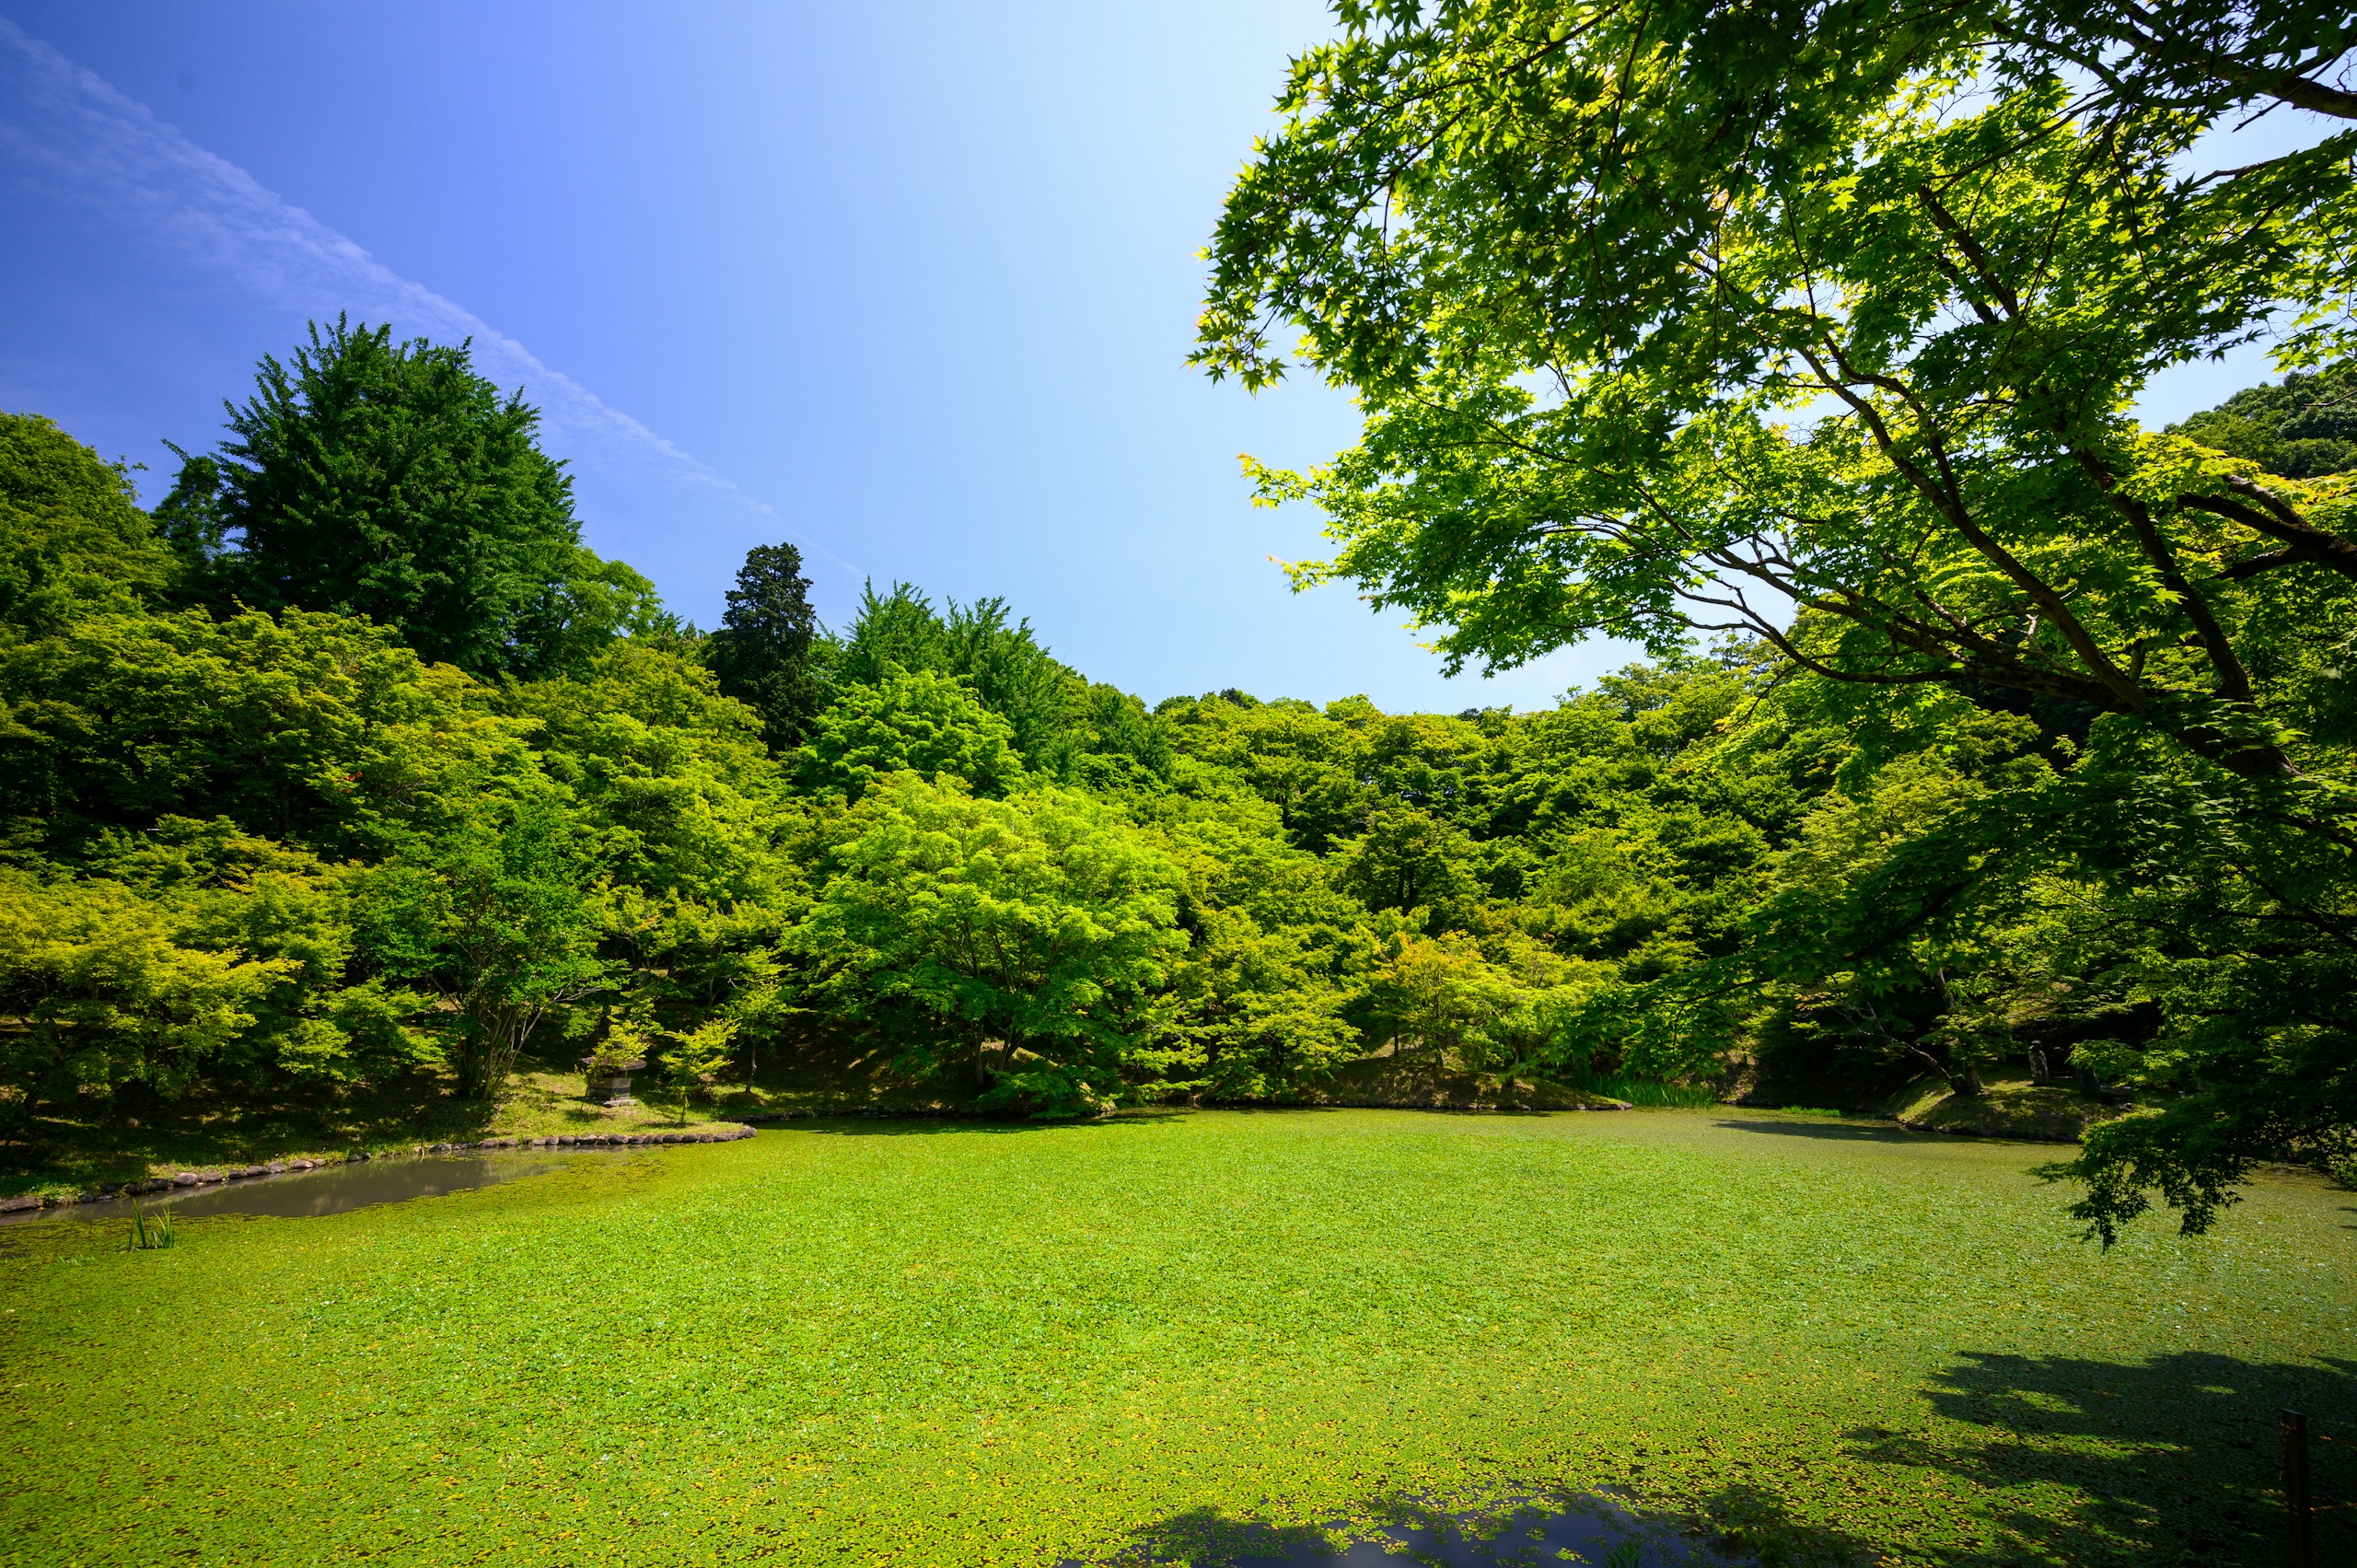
1054,1351,2351,1567
1851,1348,2355,1565
1055,1488,1828,1566
1710,1118,1927,1144
786,1109,1193,1138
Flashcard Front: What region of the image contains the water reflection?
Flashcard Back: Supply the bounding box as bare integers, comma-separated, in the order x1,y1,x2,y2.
4,1149,614,1225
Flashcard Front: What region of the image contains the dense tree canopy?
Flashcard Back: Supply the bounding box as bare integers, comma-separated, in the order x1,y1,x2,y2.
0,412,175,633
2171,365,2357,480
0,401,1797,1129
7,75,2356,1249
1200,0,2357,1237
794,773,1190,1118
162,317,660,677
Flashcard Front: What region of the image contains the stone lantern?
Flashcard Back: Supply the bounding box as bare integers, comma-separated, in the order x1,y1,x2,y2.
585,1054,647,1107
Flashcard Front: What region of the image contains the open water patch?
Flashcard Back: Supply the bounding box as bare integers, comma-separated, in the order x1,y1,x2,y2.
1062,1492,1745,1566
0,1148,621,1225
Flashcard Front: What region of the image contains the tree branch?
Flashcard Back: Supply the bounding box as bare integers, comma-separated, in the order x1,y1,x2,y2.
2177,483,2357,584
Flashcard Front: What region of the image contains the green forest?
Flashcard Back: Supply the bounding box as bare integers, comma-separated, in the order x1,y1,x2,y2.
4,2,2356,1257
3,319,2351,1244
6,7,2357,1565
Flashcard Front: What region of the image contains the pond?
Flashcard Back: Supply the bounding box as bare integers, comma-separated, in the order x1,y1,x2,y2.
0,1147,626,1225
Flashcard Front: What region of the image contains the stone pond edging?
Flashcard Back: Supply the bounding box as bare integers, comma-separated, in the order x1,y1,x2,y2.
0,1124,758,1214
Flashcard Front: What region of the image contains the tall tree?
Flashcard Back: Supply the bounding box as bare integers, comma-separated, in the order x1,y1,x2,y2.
168,317,658,676
1199,1,2357,1237
1200,2,2357,771
356,780,608,1103
707,541,825,747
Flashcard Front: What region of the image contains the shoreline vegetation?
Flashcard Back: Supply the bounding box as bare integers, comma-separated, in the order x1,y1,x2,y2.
0,1028,2137,1210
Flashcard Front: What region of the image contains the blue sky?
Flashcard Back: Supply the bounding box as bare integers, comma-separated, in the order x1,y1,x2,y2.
0,2,2295,713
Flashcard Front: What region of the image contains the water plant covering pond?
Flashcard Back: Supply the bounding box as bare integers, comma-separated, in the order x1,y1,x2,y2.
2,1109,2348,1565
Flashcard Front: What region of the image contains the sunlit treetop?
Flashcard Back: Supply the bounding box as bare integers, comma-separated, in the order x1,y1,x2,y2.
1199,0,2357,783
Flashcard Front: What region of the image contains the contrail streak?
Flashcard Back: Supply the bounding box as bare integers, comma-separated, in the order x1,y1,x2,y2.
0,18,859,584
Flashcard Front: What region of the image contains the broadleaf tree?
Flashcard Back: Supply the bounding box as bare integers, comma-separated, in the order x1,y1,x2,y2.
1198,0,2357,1237
792,772,1189,1118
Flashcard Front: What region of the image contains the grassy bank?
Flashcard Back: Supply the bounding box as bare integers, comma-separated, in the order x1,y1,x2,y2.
2,1109,2349,1566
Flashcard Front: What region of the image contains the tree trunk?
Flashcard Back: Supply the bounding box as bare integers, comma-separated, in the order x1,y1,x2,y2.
1913,1042,1983,1097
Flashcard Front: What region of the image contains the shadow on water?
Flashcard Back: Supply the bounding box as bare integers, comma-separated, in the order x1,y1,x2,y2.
1710,1118,1929,1144
789,1110,1192,1138
1,1149,620,1226
1063,1351,2354,1568
1057,1491,1762,1567
1848,1349,2357,1566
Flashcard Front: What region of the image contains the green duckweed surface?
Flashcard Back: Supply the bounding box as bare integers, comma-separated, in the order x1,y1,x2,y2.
2,1109,2350,1566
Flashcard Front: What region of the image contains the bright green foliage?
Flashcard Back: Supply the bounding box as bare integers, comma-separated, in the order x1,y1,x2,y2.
793,772,1187,1117
0,819,438,1131
1137,660,1793,1097
0,412,174,632
1166,906,1359,1098
794,667,1027,802
0,420,792,1128
836,582,1079,766
504,640,783,902
84,819,437,1086
1142,786,1372,1097
1155,692,1375,852
356,782,608,1101
656,1015,740,1122
825,581,1167,782
1331,805,1480,922
0,607,519,860
168,318,660,677
1199,0,2357,1236
1202,5,2357,776
833,579,955,684
0,872,291,1129
1361,932,1517,1064
9,257,2351,1249
1361,929,1599,1080
498,642,797,1057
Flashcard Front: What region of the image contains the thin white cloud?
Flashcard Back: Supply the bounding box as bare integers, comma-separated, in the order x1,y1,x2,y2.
0,17,857,583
